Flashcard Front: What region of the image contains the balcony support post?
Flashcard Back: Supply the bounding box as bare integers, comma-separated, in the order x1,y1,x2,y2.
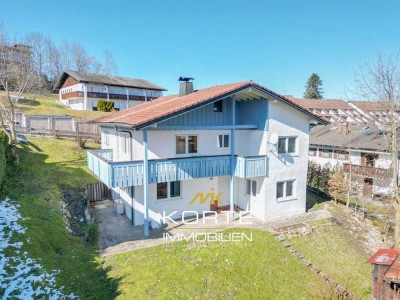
230,96,236,218
143,129,149,237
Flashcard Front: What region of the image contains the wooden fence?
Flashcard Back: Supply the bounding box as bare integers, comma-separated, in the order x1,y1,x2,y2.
85,182,111,202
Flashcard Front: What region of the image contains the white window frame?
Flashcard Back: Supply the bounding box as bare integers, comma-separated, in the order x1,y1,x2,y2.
157,181,182,200
217,134,229,148
277,136,298,155
175,135,198,156
245,179,257,197
276,180,296,202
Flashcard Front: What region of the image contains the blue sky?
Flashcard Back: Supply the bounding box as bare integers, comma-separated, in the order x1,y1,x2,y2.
2,1,400,98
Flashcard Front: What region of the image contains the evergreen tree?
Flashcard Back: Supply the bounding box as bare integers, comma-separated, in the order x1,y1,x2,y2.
304,73,324,99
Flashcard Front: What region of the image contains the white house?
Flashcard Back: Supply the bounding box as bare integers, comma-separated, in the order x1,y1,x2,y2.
309,123,394,197
87,79,327,236
54,70,166,111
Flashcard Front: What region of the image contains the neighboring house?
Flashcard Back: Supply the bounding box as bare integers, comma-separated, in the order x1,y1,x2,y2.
0,44,31,66
368,249,400,299
289,96,400,126
87,79,327,236
309,123,395,197
348,100,400,126
287,97,366,124
53,70,166,111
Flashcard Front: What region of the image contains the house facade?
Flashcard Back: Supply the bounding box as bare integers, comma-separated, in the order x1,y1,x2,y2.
87,80,326,236
54,70,166,111
309,124,394,197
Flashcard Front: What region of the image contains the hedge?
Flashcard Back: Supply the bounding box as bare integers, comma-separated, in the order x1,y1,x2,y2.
97,100,114,112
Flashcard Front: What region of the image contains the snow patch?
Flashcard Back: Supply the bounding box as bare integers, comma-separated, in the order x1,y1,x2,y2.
0,197,78,299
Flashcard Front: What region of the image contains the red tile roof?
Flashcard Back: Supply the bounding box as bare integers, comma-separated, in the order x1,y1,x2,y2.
385,256,400,280
350,101,400,112
367,249,400,265
92,80,328,128
289,98,353,110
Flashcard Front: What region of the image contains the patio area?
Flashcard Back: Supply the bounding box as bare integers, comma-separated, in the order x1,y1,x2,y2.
93,200,331,256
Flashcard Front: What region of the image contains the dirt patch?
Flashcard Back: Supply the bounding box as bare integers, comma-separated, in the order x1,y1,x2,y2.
61,188,88,237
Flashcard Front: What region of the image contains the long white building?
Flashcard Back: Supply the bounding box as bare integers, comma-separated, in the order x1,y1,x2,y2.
54,70,166,111
87,79,327,236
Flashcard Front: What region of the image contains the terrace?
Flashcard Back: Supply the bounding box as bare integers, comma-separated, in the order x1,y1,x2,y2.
87,149,268,188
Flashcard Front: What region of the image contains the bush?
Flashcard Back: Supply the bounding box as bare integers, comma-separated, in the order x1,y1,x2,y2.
97,100,114,112
86,223,98,245
0,132,8,185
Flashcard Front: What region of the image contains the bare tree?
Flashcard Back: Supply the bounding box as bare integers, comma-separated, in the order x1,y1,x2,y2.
0,22,35,163
100,51,117,75
352,51,400,246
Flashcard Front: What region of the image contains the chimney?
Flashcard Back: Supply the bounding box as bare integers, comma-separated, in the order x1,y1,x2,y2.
179,77,194,96
340,122,348,136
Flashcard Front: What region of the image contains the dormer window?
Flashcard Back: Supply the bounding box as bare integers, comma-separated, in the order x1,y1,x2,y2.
213,100,223,112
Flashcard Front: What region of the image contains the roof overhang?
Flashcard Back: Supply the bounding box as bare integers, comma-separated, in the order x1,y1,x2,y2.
133,83,328,130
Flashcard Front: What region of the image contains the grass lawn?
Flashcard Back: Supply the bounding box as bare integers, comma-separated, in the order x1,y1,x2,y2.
1,91,110,120
2,137,118,299
289,217,372,299
104,229,329,300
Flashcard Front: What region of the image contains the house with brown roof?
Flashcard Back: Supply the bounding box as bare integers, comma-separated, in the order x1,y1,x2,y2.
309,123,398,197
87,78,327,236
54,70,166,111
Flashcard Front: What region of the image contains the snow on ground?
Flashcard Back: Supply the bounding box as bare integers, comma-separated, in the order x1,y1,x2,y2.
0,197,77,299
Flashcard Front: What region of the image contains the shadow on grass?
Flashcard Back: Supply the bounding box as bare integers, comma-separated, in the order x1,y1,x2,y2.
2,142,122,299
306,187,331,211
18,98,41,106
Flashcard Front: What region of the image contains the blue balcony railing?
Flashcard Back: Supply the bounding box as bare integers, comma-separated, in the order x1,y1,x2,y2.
87,149,268,188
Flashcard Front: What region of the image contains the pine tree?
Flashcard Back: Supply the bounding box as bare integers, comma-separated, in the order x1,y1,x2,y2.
304,73,324,99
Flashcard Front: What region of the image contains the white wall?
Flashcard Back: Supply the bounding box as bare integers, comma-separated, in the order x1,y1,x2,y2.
262,101,310,220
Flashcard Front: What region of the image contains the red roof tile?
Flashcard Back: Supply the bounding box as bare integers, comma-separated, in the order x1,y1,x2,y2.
385,256,400,280
350,101,400,112
290,98,353,110
367,249,400,265
92,80,327,128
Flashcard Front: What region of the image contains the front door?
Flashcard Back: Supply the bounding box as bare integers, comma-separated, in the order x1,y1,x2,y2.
363,178,373,196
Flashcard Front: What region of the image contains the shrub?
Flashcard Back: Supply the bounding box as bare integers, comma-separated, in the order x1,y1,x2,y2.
97,100,114,112
0,132,8,185
86,223,98,245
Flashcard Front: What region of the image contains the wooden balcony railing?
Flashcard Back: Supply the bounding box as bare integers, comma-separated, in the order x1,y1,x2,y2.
343,163,392,179
63,92,159,101
87,149,268,188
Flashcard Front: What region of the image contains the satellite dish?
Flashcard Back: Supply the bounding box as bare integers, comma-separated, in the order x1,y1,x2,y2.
269,133,278,145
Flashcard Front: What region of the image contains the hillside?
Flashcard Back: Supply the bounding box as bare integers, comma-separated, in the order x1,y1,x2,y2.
2,92,110,120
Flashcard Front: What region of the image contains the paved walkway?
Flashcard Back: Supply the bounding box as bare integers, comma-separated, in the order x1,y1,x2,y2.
93,200,331,256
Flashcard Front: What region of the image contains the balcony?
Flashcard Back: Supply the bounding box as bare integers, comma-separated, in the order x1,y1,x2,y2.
87,149,268,188
343,163,392,179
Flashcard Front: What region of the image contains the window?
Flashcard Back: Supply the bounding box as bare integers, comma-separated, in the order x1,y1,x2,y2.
157,181,181,199
103,131,109,146
245,179,257,197
217,134,229,148
120,134,130,154
278,137,297,154
337,150,347,160
276,180,296,201
321,149,331,158
309,148,317,156
213,100,223,112
176,135,198,155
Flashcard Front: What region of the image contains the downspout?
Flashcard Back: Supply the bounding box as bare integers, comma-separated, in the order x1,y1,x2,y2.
115,126,135,226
